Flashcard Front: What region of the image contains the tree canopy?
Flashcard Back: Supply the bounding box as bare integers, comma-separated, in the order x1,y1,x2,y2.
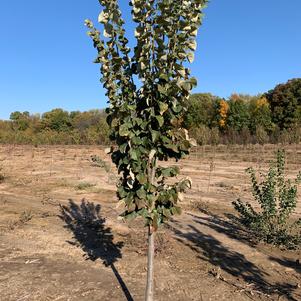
266,78,301,129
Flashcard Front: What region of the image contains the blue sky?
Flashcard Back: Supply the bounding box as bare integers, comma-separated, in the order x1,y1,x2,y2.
0,0,300,120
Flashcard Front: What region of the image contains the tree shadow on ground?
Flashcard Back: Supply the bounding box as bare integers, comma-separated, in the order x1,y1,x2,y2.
269,256,301,274
59,199,133,301
188,212,259,247
172,222,300,300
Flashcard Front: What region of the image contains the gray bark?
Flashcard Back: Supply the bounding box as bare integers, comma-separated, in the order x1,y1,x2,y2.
145,225,155,301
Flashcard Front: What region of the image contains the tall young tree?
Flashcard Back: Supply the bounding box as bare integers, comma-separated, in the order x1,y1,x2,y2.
85,1,208,299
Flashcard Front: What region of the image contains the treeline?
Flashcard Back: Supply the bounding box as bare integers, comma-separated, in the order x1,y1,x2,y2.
0,109,110,145
185,78,301,145
0,78,301,145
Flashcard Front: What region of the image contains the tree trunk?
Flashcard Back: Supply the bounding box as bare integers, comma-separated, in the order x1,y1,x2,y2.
145,225,155,301
145,155,156,301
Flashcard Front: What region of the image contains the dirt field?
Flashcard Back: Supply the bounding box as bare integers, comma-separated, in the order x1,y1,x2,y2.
1,144,301,301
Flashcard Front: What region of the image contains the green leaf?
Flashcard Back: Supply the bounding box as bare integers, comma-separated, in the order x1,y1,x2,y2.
159,102,169,115
127,104,136,111
158,85,168,96
119,124,130,136
117,186,127,198
172,104,183,113
179,80,192,92
133,118,143,126
163,208,171,218
119,142,128,153
146,194,155,208
155,116,164,127
122,211,137,221
190,77,198,87
171,206,182,215
161,167,180,177
137,174,147,184
128,201,136,212
129,149,139,161
151,130,160,142
138,208,150,218
131,136,142,145
137,187,147,199
164,143,179,153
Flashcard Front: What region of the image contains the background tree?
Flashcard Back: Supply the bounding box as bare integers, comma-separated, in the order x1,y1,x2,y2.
265,78,301,130
218,99,229,129
10,111,31,131
41,108,72,132
85,0,208,300
227,94,250,132
249,96,274,134
184,93,220,129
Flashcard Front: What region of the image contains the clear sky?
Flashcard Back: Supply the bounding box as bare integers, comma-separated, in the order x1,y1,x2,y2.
0,0,300,120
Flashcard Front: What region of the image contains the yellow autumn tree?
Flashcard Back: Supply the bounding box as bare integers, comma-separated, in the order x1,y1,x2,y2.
219,100,229,128
255,96,269,110
249,96,273,133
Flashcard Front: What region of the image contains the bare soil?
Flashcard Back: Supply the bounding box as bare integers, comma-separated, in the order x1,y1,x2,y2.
0,144,301,301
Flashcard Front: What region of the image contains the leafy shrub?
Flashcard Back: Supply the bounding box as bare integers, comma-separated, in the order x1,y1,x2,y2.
233,149,301,249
